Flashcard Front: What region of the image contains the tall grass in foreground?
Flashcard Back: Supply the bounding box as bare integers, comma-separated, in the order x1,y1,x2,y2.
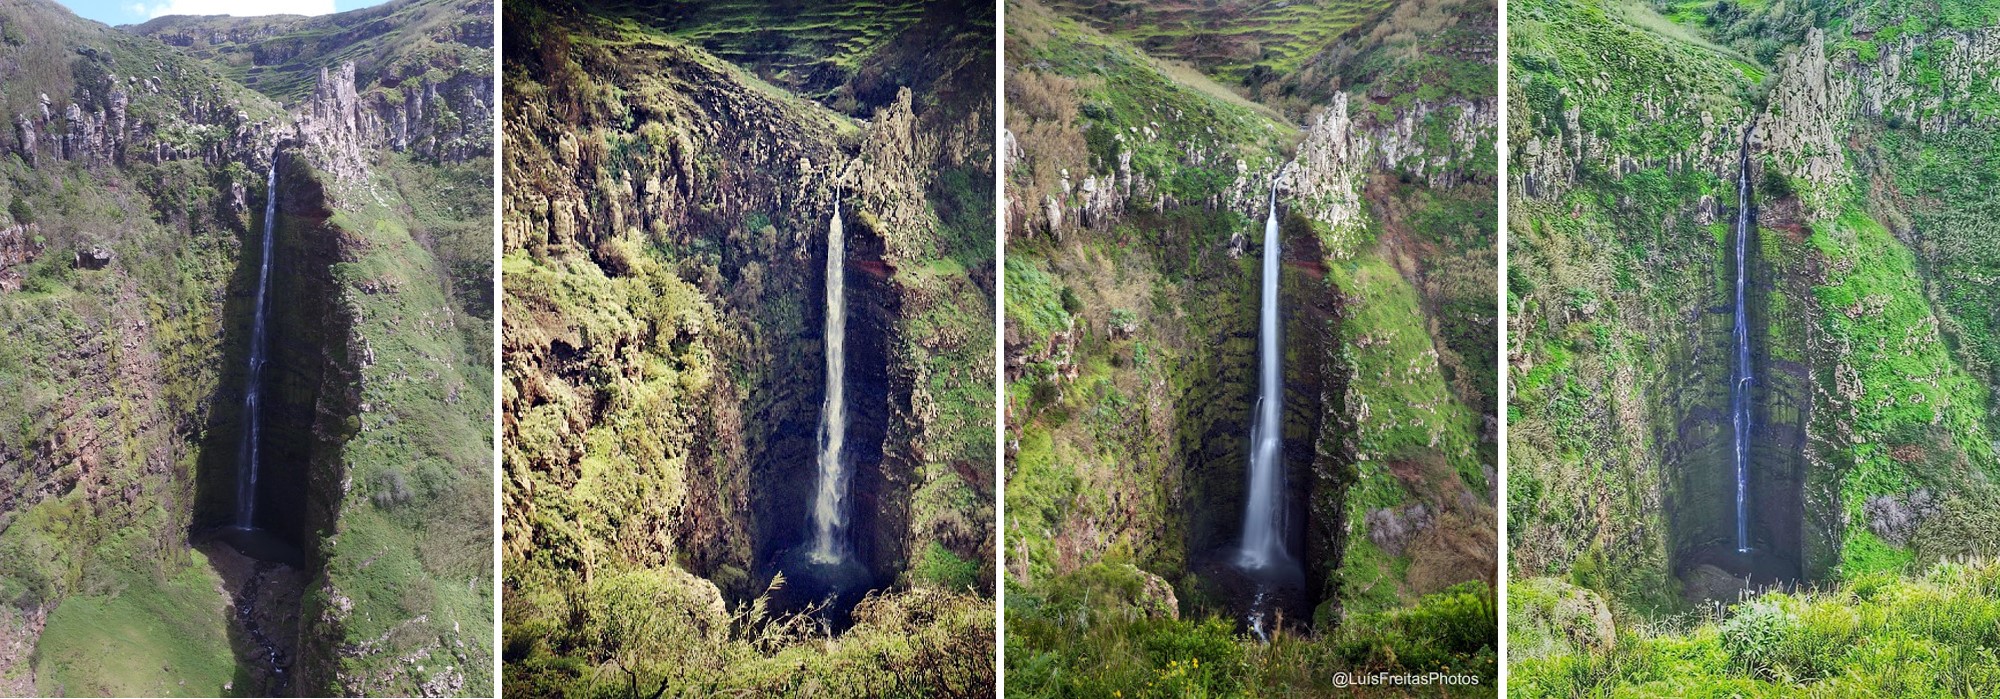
1513,559,2000,698
1006,564,1496,698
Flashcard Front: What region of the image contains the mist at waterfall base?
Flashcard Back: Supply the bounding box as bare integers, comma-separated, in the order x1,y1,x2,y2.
1199,189,1306,640
769,201,876,627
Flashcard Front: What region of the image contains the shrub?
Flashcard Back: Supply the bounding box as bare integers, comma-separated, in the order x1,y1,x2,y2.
913,541,978,590
7,196,31,226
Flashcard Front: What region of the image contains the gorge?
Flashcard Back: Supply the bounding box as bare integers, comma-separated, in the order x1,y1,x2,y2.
1003,0,1500,692
0,0,496,695
499,0,997,693
1229,183,1306,642
1509,0,2000,692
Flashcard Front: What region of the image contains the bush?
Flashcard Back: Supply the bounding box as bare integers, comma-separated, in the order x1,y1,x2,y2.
913,541,978,590
7,196,32,226
1760,168,1795,201
1519,560,2000,695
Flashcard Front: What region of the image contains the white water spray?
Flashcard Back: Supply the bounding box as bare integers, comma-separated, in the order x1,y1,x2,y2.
1732,129,1754,554
809,201,850,564
236,160,278,529
1237,185,1289,570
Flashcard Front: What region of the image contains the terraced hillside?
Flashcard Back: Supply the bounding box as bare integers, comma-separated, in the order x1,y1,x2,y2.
573,0,970,116
499,0,996,696
1508,0,2000,694
1039,0,1394,85
129,0,494,163
130,0,493,104
1003,0,1499,695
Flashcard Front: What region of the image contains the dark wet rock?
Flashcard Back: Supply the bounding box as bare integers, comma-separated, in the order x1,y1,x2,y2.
1682,563,1749,604
73,246,112,269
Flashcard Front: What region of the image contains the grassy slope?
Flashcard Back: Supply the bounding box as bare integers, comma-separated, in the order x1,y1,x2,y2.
127,0,492,104
501,8,993,696
1514,559,2000,696
1006,0,1498,695
33,544,238,698
302,153,494,695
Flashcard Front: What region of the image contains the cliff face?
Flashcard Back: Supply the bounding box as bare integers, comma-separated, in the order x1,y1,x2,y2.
1509,0,2000,623
1004,0,1496,641
0,0,494,695
130,0,494,164
500,1,995,694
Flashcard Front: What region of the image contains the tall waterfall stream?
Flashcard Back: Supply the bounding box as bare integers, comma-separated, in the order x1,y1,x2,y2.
811,200,851,565
1731,128,1755,554
236,161,278,530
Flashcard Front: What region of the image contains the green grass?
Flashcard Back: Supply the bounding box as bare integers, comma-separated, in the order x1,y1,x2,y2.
1512,560,2000,697
33,550,240,698
1512,0,1758,160
1808,205,1996,574
1007,566,1496,698
1328,251,1483,495
1040,0,1395,86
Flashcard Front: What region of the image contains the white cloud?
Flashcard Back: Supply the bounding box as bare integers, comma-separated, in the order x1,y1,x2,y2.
138,0,337,19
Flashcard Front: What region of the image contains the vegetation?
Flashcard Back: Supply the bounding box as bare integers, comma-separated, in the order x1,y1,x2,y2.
1509,0,2000,694
1008,566,1496,697
1005,0,1497,694
500,2,995,695
1514,559,2000,696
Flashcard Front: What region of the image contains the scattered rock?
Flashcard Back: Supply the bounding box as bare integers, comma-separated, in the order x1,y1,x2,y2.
1864,488,1937,546
1365,502,1432,557
74,246,112,270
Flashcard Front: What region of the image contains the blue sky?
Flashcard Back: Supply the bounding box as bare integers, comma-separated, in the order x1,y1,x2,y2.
56,0,392,26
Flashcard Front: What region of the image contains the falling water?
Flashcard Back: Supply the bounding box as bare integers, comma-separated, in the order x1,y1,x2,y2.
1237,185,1289,570
809,201,850,564
236,161,278,529
1731,128,1754,554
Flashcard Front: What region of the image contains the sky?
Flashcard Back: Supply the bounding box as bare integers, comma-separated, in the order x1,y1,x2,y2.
56,0,391,26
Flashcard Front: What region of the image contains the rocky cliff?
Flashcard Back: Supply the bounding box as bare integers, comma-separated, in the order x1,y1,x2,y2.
500,1,995,695
1508,0,2000,625
0,0,493,695
1004,0,1498,692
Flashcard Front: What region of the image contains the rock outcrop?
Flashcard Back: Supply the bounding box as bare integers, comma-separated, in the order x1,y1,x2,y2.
0,223,41,292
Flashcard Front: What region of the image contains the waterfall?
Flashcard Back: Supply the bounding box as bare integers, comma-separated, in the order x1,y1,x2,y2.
809,201,850,564
1237,185,1289,570
236,160,278,530
1732,129,1754,554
